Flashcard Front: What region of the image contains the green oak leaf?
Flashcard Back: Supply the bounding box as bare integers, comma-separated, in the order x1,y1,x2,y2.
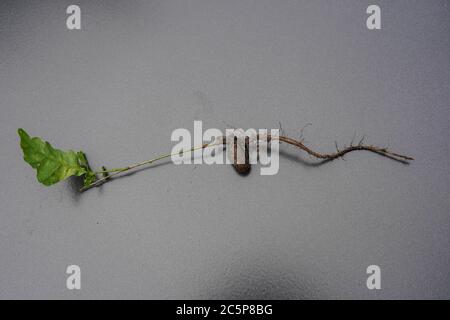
18,128,95,186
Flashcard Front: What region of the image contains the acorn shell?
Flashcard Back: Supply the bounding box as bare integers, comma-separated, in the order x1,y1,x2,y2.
232,162,251,175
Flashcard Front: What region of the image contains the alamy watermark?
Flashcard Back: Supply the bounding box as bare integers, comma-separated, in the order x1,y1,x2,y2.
66,265,81,290
170,121,280,175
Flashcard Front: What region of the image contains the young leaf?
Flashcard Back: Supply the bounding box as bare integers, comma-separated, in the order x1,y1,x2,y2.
18,128,89,186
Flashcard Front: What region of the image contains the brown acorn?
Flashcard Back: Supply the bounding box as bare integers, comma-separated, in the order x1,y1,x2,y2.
232,136,251,175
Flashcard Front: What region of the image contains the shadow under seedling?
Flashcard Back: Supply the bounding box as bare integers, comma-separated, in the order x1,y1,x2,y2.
17,127,413,193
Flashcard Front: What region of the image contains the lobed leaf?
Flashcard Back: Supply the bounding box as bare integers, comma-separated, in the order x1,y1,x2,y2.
18,128,95,186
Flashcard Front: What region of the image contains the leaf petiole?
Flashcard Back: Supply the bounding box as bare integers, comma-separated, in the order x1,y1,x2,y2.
79,142,219,192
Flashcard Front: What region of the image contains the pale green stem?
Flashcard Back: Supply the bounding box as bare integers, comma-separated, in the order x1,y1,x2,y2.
79,142,221,192
93,168,126,174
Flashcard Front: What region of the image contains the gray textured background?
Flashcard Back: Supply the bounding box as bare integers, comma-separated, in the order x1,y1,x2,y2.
0,0,449,299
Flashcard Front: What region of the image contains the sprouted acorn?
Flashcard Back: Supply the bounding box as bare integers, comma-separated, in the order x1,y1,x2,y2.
18,126,413,192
